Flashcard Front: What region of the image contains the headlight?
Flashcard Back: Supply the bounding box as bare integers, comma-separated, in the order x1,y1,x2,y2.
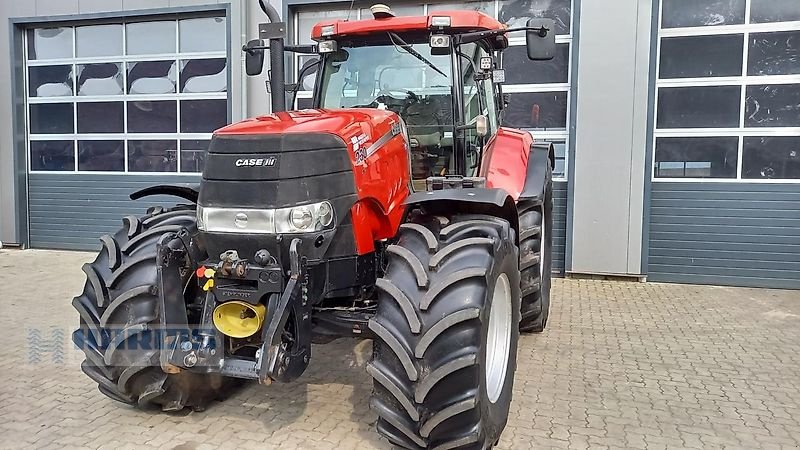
275,201,335,234
290,207,314,230
197,205,207,231
197,202,335,234
318,202,333,227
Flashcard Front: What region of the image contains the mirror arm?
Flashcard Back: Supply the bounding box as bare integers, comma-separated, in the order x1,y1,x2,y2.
453,25,552,46
285,44,318,54
243,44,318,54
242,44,269,54
455,123,477,132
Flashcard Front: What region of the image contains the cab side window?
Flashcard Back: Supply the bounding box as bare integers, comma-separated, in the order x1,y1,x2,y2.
460,42,498,175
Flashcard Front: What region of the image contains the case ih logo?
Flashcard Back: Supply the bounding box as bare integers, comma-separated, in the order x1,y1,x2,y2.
235,157,277,167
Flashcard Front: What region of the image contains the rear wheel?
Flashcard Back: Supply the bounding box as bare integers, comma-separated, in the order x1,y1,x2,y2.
72,206,230,411
369,214,521,449
518,170,554,333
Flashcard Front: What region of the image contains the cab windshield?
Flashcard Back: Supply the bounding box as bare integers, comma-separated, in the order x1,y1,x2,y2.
319,36,455,180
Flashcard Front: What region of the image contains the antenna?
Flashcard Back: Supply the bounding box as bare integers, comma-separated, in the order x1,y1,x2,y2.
346,0,355,21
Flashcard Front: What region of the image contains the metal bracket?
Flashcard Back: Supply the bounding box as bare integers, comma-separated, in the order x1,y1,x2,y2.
259,22,286,40
256,238,309,384
156,233,192,373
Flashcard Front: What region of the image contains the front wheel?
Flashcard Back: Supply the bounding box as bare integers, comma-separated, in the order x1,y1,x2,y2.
368,214,521,449
71,206,231,411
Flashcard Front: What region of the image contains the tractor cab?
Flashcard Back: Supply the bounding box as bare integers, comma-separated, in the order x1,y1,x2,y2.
246,4,556,181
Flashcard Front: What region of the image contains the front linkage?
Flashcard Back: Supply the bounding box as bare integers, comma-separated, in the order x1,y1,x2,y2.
157,232,310,384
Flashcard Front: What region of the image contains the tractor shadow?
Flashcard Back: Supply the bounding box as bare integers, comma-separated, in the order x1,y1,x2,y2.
176,337,387,447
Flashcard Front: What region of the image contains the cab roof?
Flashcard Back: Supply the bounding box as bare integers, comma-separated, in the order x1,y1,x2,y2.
310,10,506,41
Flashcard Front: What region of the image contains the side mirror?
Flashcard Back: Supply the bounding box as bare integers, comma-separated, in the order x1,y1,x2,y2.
526,18,556,61
244,39,265,76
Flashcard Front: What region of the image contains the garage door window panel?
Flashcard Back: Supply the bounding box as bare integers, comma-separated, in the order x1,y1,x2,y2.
657,86,741,129
128,101,177,133
180,59,227,93
655,137,739,178
77,102,124,134
428,2,494,14
126,21,176,55
750,0,800,24
30,141,75,171
27,28,73,60
661,0,745,28
76,24,123,58
127,61,177,95
129,140,178,172
179,17,226,53
743,136,800,179
180,99,228,133
503,44,570,84
29,65,74,97
30,103,74,134
748,31,800,76
745,84,800,128
503,91,568,130
659,35,744,79
499,0,571,35
78,140,125,172
77,63,124,96
180,140,209,173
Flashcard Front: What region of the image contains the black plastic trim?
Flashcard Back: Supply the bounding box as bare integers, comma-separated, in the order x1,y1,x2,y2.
519,142,555,204
405,187,510,208
404,187,520,235
130,185,200,203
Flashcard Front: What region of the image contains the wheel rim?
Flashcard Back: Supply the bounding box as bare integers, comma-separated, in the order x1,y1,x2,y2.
485,273,512,404
539,207,546,279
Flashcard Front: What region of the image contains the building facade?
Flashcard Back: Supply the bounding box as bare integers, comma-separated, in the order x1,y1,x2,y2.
1,0,798,289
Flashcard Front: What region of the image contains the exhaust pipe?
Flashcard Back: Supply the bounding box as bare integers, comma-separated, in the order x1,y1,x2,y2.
258,0,287,112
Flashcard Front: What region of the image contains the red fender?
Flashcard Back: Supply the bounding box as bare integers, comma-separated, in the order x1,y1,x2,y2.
479,127,534,200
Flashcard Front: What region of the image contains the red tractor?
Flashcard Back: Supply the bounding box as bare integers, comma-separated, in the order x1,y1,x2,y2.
71,3,556,448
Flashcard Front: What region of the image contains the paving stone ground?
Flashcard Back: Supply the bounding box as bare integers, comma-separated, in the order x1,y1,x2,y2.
1,249,799,450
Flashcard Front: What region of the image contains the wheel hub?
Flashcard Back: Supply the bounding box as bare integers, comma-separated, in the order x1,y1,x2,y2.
485,273,512,404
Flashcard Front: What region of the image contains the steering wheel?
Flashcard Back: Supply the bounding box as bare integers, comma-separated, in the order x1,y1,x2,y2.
378,89,419,102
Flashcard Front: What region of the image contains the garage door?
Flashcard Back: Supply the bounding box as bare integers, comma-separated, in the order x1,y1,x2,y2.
24,13,229,250
648,0,800,288
290,0,576,273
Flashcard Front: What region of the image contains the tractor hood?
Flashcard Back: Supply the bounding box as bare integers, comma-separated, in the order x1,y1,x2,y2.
197,107,410,260
214,108,403,152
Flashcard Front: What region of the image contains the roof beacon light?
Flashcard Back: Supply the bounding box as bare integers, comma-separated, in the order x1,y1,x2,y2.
370,4,395,19
431,16,452,28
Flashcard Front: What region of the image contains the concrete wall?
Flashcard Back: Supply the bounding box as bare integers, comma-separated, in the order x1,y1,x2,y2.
568,0,652,276
0,1,35,245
